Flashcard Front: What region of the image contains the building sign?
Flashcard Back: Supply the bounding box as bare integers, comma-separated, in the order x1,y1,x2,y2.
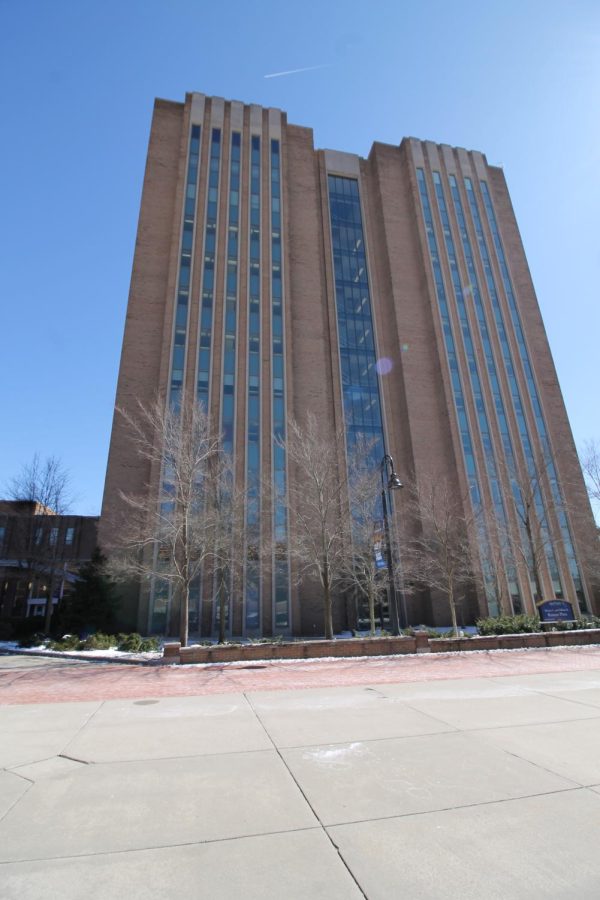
538,600,574,622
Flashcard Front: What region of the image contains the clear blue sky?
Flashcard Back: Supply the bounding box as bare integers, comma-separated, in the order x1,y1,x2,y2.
1,0,598,514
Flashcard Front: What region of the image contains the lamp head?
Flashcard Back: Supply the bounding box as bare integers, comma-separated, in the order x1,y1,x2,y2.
388,473,403,491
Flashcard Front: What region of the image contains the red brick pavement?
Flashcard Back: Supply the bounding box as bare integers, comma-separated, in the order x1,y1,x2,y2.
2,646,600,705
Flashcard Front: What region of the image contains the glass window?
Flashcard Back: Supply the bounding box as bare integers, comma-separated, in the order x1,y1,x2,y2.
327,175,385,460
417,167,509,612
169,124,202,407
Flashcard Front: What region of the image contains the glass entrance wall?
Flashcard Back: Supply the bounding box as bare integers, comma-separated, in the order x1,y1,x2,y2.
327,175,386,462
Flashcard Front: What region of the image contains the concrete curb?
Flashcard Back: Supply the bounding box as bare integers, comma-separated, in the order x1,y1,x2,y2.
0,647,164,667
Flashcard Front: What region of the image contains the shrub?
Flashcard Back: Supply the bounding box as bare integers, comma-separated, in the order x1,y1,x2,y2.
476,614,540,635
549,619,575,631
139,636,159,652
404,627,456,639
577,616,600,630
478,613,600,636
49,634,84,651
15,617,47,644
117,633,159,652
248,635,284,644
20,632,48,648
83,632,116,650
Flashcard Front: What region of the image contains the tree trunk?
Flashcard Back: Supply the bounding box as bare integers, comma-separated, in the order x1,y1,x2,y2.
179,583,189,647
368,586,376,636
179,503,190,647
526,519,544,605
323,565,333,640
218,568,227,644
448,585,459,637
43,573,54,635
44,540,61,635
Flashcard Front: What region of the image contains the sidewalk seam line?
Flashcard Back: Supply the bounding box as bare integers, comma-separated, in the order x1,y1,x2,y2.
243,691,368,899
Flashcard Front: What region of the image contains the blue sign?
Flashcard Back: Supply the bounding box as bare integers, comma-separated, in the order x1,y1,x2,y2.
538,600,574,622
373,529,387,570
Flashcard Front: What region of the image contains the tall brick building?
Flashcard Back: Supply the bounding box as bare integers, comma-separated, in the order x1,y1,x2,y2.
100,91,598,637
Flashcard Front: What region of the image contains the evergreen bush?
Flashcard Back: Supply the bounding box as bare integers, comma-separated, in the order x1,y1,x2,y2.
117,633,159,652
58,549,118,635
19,632,48,648
82,632,116,650
49,634,84,650
476,614,540,635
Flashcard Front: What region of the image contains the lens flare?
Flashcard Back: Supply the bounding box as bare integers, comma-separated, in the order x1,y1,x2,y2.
375,357,393,375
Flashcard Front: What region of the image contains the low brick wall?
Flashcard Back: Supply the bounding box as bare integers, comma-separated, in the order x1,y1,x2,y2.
176,635,420,665
430,631,600,654
164,628,600,664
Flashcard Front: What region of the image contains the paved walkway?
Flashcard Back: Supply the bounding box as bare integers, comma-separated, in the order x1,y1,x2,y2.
2,647,600,898
3,644,600,704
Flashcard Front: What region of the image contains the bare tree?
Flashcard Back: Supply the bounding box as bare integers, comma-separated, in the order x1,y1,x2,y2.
402,476,478,636
499,452,566,607
478,529,512,616
580,439,600,513
6,454,72,633
210,460,247,643
111,398,236,647
7,455,71,515
340,440,389,635
495,448,600,615
571,441,600,600
280,414,351,640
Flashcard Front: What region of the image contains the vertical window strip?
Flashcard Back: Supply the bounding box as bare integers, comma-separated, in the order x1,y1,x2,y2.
480,180,587,612
328,174,392,627
466,178,576,603
447,173,526,609
169,124,201,408
416,168,497,608
271,139,289,629
221,131,241,456
416,171,481,504
433,171,514,614
245,134,261,631
157,123,201,631
196,128,222,408
327,175,385,459
478,180,584,605
212,130,242,638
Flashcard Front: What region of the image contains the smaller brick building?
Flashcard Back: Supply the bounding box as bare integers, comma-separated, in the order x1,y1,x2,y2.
0,500,98,633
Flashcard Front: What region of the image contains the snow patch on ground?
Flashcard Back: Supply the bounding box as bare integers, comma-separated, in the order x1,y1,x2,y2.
303,742,369,766
0,641,162,662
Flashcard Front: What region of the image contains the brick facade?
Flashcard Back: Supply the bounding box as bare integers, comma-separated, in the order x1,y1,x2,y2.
100,92,598,638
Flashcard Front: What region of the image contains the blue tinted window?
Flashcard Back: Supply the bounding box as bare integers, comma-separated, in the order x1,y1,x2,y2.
195,129,222,408
327,175,385,462
416,167,501,607
169,124,201,406
476,179,583,607
244,133,262,630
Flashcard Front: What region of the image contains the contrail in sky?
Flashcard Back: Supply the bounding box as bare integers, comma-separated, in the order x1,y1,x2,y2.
264,64,332,79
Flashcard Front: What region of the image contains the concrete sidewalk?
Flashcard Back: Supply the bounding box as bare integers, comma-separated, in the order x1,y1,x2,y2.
2,655,600,898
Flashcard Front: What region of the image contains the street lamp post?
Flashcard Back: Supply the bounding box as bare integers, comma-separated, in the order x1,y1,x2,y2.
380,454,405,635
